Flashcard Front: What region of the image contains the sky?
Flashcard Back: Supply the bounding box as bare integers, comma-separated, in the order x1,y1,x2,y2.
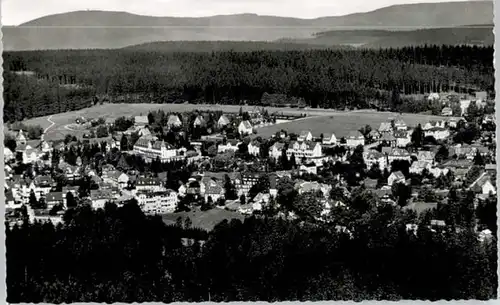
1,0,481,25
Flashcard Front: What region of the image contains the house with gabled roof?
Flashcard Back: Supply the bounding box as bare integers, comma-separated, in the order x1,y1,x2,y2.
468,172,496,196
409,161,432,175
167,115,182,128
90,189,114,210
217,115,231,128
368,130,380,141
379,133,396,147
287,141,322,164
378,122,393,134
15,130,27,146
388,171,406,186
269,142,285,160
322,133,337,145
346,131,365,147
363,178,378,189
394,118,408,131
238,120,253,135
441,107,453,116
388,148,411,164
298,130,313,142
4,147,14,162
46,192,64,209
193,115,206,127
424,127,450,140
218,139,241,154
417,150,436,164
248,140,261,156
394,130,411,147
136,177,165,193
203,180,225,203
364,150,387,171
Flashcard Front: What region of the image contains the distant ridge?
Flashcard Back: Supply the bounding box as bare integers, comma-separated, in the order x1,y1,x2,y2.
3,1,493,51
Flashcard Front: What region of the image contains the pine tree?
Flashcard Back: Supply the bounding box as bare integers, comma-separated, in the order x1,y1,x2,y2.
120,135,128,151
29,190,38,208
280,148,289,170
224,174,237,200
66,192,77,208
411,124,424,147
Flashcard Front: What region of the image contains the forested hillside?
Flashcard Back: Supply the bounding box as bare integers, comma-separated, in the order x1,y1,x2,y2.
3,45,493,123
6,199,497,302
291,25,494,48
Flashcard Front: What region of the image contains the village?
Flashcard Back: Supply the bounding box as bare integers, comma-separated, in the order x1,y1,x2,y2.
4,92,497,239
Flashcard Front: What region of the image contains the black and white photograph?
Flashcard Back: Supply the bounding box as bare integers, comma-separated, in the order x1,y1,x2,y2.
2,0,498,302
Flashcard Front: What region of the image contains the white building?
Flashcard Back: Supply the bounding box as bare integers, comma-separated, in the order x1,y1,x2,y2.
428,93,440,101
137,190,178,214
217,115,231,128
409,161,432,175
394,119,408,131
388,148,411,164
388,171,406,186
29,176,53,201
218,140,241,153
248,141,261,156
286,141,322,163
364,150,387,171
441,107,453,116
395,130,411,148
21,149,40,164
322,133,337,146
424,127,450,140
136,177,165,193
469,172,496,196
346,131,365,147
268,142,285,160
4,147,14,162
167,115,182,128
298,130,313,142
90,189,114,210
378,122,393,134
416,150,436,164
133,136,182,162
238,121,253,135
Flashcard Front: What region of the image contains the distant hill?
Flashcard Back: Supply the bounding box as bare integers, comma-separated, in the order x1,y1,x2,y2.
3,1,493,51
282,25,494,48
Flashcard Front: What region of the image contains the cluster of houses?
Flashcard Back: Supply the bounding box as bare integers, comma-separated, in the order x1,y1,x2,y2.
4,103,497,231
428,91,489,117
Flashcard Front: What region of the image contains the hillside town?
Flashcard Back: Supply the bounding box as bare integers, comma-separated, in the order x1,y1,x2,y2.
4,94,496,240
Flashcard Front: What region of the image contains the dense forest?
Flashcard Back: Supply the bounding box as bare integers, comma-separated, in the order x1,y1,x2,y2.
3,45,493,123
7,196,497,303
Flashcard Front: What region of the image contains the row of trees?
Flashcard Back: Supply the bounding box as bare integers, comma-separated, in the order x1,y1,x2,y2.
3,45,493,122
6,197,497,303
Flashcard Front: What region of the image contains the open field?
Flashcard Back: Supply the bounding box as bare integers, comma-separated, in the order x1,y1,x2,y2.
161,208,245,231
253,112,461,139
18,103,458,141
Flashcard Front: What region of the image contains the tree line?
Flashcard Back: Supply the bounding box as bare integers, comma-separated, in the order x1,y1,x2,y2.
3,45,493,123
6,197,497,303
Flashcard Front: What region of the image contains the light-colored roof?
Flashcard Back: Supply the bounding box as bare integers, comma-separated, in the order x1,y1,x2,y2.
390,171,406,180
135,116,148,124
240,120,252,129
347,131,364,140
379,122,392,132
